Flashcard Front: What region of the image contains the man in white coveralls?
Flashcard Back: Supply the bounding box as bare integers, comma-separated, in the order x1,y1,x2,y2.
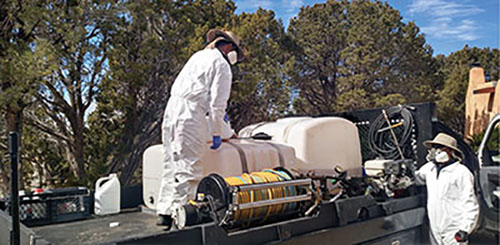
415,133,479,244
156,29,244,229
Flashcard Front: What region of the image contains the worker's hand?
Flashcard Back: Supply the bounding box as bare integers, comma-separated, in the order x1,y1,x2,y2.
454,230,468,242
224,114,230,123
210,136,222,150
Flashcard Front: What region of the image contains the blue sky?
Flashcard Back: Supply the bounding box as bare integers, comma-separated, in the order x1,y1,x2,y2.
234,0,499,56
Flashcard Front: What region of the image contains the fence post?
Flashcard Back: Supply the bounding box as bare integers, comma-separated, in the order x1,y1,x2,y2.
9,131,20,245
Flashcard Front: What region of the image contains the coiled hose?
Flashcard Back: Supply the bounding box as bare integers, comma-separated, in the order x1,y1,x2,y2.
224,169,297,222
368,105,415,159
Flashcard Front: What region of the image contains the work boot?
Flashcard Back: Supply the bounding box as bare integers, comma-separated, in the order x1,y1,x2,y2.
156,214,173,230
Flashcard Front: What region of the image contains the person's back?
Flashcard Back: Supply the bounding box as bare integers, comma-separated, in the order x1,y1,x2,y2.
156,29,244,230
170,48,230,105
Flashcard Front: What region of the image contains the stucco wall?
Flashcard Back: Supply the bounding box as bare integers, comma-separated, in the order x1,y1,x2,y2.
465,67,500,139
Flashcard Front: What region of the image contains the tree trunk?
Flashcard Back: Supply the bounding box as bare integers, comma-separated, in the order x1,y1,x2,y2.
0,155,9,195
67,122,86,182
2,102,25,192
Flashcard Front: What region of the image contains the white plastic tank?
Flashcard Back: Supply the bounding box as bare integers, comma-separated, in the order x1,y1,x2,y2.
142,140,297,210
239,117,311,142
143,145,164,209
239,117,363,176
94,173,121,215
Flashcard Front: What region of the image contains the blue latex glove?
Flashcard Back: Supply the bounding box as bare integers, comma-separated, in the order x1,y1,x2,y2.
211,136,222,150
224,114,230,123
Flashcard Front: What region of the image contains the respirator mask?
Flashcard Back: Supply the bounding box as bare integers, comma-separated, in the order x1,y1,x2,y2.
227,50,238,65
434,149,450,163
427,147,450,164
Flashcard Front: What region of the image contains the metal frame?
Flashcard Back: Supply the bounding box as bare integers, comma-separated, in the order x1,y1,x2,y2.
230,179,312,211
220,178,313,227
237,194,312,210
114,196,426,245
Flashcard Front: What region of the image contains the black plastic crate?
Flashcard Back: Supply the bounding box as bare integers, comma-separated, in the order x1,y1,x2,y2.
13,187,92,227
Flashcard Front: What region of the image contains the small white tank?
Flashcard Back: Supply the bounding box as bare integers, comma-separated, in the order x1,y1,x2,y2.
143,145,164,209
239,117,363,176
94,173,121,215
142,140,297,210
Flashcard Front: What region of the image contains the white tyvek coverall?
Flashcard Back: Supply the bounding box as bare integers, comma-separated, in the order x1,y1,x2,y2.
157,48,232,216
415,161,479,245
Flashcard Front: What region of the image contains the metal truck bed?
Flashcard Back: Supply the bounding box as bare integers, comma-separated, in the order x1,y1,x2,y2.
114,195,426,245
2,195,426,245
30,211,165,245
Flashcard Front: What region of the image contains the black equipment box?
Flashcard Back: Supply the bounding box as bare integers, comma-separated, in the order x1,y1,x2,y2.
12,187,92,227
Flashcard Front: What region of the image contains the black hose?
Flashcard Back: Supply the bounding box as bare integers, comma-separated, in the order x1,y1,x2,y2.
368,105,415,159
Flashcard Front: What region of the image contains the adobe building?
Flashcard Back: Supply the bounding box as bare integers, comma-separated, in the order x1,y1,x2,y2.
465,66,500,139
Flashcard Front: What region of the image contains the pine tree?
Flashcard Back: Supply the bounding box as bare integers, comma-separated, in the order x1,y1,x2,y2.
288,0,438,114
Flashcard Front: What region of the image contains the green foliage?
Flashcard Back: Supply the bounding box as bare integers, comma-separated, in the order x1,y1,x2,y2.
288,0,348,113
229,9,292,129
437,46,500,134
87,0,238,185
0,0,498,192
469,124,500,154
0,0,53,194
27,0,121,185
288,0,438,114
374,93,406,108
21,122,71,189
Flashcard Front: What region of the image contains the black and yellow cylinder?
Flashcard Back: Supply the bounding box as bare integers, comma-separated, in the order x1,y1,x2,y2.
223,169,304,223
193,168,312,229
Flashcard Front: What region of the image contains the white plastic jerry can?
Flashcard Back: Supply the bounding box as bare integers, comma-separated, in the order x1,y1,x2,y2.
94,173,121,215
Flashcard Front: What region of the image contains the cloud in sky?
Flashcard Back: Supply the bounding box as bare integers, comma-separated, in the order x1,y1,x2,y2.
409,0,484,17
286,0,305,13
421,18,477,41
408,0,485,41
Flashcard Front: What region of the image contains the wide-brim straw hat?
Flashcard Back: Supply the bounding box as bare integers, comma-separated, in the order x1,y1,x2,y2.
423,133,464,161
205,29,245,62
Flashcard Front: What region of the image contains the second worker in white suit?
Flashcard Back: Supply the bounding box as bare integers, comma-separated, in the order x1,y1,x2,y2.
156,29,244,229
415,133,479,245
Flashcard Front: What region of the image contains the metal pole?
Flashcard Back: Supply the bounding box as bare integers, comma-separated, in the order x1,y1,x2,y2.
236,194,312,210
9,132,20,245
237,179,312,191
382,109,405,160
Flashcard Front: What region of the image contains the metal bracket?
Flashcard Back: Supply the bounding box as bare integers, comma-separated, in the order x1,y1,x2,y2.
278,224,292,241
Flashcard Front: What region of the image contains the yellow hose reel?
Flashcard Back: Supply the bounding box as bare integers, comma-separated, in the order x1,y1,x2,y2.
177,168,314,229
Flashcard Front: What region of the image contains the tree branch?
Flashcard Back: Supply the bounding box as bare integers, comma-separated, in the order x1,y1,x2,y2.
34,97,72,139
42,80,71,112
26,116,70,143
84,53,107,110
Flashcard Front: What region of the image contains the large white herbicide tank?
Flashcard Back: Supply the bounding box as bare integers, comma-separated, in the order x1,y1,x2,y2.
142,140,297,210
238,117,311,142
94,173,121,215
239,117,362,176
